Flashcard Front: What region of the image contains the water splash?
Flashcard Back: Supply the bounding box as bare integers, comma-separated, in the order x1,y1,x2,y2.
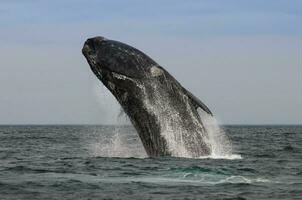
141,81,192,157
91,78,239,159
89,127,147,158
139,79,238,158
198,154,242,160
197,109,239,159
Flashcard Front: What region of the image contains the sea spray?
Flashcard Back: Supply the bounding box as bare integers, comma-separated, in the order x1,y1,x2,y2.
89,126,147,158
92,81,238,158
198,109,234,158
140,80,236,158
141,81,192,157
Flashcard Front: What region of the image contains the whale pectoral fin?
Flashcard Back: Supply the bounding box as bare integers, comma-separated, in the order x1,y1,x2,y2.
183,88,213,116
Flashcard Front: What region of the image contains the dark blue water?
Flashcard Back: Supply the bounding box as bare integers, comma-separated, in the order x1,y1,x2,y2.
0,125,301,200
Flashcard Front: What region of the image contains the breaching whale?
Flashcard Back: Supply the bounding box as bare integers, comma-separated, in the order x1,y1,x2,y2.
82,36,213,157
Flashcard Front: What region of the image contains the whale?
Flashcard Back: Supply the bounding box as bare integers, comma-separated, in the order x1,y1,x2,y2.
82,36,213,157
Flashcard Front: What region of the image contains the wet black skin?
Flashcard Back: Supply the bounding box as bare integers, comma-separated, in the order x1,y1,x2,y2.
82,36,213,157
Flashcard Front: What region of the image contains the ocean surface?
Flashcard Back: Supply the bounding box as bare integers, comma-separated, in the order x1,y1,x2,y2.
0,125,301,200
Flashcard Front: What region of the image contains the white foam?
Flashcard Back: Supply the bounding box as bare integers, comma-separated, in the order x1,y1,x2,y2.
198,154,242,160
217,176,271,184
65,175,271,186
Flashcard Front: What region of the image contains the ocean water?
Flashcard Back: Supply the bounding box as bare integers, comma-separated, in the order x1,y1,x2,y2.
0,125,301,200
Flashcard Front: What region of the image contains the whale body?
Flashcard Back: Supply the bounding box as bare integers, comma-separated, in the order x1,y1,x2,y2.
82,36,213,157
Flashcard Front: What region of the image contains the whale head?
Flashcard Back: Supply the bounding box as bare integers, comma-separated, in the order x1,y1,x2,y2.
83,36,160,78
82,37,165,103
82,36,214,157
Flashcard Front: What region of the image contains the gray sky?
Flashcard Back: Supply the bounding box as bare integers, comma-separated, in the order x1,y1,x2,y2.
1,0,301,125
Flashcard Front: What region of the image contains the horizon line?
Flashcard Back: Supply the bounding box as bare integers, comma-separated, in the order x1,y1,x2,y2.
0,123,302,126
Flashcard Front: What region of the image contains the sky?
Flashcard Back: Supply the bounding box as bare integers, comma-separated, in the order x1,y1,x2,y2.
0,0,301,125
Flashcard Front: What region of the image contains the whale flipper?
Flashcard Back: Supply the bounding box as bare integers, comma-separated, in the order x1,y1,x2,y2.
183,88,213,116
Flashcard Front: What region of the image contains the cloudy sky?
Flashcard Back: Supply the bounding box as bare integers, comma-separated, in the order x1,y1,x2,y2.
1,0,301,124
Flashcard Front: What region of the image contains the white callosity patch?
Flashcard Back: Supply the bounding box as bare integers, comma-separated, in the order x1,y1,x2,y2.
112,72,128,80
150,66,163,77
112,72,136,83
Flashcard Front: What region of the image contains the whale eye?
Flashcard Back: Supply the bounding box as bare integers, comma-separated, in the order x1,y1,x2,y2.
150,66,163,77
